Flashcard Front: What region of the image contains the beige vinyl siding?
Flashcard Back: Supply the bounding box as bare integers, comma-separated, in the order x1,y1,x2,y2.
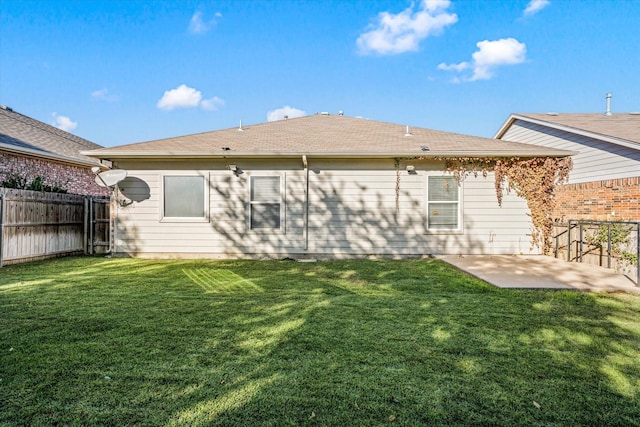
305,159,534,256
111,158,537,258
502,120,640,183
459,177,532,254
114,159,306,256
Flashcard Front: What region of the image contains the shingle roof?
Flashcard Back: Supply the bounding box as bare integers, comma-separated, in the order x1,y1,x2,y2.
0,105,103,166
85,114,572,160
497,113,640,146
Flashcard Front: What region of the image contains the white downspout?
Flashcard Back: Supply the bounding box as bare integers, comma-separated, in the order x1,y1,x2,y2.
302,155,309,252
112,185,119,255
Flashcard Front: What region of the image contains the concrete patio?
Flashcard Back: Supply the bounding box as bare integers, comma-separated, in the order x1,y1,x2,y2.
437,255,640,294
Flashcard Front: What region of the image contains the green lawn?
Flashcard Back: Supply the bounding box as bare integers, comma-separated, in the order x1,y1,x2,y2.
1,257,639,426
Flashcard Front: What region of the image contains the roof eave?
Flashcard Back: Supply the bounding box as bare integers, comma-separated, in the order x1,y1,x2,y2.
82,149,575,160
494,114,518,139
2,142,101,168
496,114,640,150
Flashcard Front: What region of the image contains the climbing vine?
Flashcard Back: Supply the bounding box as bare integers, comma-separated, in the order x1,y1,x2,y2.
436,156,573,253
586,223,638,267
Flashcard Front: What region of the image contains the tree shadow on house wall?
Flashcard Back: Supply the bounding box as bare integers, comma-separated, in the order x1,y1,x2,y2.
208,162,495,258
112,176,151,255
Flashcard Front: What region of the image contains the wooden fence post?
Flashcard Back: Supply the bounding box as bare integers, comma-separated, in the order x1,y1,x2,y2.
0,193,4,268
89,198,94,255
84,197,89,255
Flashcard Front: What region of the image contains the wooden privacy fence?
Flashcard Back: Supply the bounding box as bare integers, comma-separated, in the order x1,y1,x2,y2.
0,188,110,267
553,220,639,283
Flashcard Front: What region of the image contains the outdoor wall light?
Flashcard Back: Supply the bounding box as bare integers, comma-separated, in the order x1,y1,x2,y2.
406,165,416,174
229,164,237,172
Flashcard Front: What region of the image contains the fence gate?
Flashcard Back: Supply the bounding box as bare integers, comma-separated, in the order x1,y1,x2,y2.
0,189,111,267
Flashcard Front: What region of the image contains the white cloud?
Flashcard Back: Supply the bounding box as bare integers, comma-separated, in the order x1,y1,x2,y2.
200,96,225,111
157,84,224,111
438,38,527,82
91,88,118,102
267,106,306,122
157,85,202,110
523,0,550,16
357,0,458,55
188,11,219,34
437,61,469,72
51,113,77,132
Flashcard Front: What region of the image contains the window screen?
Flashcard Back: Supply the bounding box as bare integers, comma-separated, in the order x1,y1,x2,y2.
250,176,281,229
427,176,459,230
164,176,205,218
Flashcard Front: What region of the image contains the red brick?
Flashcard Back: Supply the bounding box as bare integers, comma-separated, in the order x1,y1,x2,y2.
553,177,640,221
1,153,109,196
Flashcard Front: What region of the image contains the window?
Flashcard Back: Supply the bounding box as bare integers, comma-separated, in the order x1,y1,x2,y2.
162,175,207,220
427,176,460,230
249,175,282,230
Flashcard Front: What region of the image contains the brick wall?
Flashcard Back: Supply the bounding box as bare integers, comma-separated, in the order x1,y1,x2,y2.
553,176,640,221
1,152,109,196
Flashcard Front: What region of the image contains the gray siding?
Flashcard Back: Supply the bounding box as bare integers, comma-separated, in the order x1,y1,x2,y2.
111,158,536,258
502,120,640,183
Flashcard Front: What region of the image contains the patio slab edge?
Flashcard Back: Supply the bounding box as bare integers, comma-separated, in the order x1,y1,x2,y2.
435,255,640,294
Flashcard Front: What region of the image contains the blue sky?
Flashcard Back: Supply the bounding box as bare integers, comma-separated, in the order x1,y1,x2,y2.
1,0,639,147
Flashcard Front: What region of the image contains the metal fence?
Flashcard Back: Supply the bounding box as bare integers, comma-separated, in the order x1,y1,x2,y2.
0,188,110,267
553,220,639,283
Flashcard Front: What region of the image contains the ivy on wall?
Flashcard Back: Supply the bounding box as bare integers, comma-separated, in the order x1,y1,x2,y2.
436,156,573,253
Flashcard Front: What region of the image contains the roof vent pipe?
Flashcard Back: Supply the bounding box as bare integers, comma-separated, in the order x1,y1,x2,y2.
404,125,412,136
605,93,612,116
238,120,244,131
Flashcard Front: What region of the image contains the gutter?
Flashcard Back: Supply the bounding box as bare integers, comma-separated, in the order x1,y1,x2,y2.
302,155,309,252
82,149,575,161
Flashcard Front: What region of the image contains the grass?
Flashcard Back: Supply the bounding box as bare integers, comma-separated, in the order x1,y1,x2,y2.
1,256,639,426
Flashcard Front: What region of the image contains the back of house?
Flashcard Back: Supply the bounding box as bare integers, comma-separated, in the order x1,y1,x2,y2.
84,114,572,259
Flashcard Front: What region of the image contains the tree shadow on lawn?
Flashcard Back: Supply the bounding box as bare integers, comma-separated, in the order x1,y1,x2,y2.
1,257,639,426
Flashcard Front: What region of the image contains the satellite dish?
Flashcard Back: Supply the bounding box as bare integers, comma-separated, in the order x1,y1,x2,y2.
95,169,127,188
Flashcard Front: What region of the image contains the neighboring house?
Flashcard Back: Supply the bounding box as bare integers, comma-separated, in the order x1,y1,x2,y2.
85,114,571,259
0,105,108,196
495,113,640,221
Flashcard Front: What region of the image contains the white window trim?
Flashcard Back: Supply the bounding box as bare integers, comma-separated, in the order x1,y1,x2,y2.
246,172,286,233
160,173,210,223
424,175,463,234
